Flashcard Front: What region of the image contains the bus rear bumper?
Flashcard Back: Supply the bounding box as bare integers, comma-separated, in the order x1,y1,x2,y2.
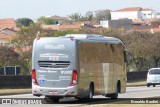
32,84,78,97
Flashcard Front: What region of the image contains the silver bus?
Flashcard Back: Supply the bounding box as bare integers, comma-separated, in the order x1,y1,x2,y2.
32,34,127,102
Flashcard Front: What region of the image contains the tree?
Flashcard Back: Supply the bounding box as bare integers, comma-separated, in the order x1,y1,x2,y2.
37,17,55,25
16,18,34,27
95,9,111,23
148,33,160,67
0,46,19,67
11,24,45,74
85,11,93,21
69,13,82,22
120,31,150,71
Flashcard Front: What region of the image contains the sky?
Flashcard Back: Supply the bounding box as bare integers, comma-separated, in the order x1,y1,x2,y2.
0,0,160,19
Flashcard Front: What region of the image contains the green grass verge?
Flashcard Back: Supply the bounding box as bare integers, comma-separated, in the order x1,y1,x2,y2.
127,79,146,87
0,88,31,95
87,104,160,107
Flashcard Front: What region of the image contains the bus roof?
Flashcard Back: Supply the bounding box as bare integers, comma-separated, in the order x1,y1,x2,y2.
36,34,125,47
63,34,125,46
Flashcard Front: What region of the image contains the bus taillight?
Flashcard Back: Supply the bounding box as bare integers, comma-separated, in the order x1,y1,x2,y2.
32,69,39,85
70,70,78,86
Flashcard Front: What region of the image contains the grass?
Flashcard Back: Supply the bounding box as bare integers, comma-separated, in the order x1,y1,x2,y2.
85,104,160,107
127,79,146,87
0,88,31,95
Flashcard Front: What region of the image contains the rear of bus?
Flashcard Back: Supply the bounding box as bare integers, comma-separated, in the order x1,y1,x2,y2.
32,37,78,97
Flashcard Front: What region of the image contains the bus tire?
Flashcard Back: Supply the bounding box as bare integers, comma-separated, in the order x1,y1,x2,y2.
44,96,60,103
110,90,118,100
86,83,94,102
111,82,120,100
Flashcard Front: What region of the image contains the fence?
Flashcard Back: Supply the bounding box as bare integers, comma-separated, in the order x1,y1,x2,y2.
0,71,148,89
127,71,148,81
0,66,20,75
0,75,31,89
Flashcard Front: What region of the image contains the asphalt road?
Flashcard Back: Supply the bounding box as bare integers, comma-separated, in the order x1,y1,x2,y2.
1,86,160,107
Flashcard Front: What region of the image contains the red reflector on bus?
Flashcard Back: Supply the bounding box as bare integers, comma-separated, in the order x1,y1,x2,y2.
32,69,36,79
70,70,77,86
34,90,37,93
70,38,74,41
71,92,75,94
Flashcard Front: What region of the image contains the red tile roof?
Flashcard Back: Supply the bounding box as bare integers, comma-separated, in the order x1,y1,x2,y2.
0,18,17,29
151,28,160,33
113,7,153,12
59,25,80,30
42,21,95,31
113,7,142,12
42,24,81,31
42,25,59,30
142,8,153,11
132,18,159,24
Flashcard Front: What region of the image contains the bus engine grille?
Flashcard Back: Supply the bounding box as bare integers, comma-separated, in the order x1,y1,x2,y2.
38,61,70,68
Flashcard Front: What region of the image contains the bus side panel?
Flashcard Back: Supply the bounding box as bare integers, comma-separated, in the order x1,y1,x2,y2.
78,42,95,98
78,42,115,97
78,63,90,97
102,63,115,94
77,42,126,98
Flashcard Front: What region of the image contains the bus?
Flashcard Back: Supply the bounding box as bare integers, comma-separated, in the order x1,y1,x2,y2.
32,34,127,102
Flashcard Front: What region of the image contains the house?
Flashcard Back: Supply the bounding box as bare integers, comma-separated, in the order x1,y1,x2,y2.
0,28,16,35
42,24,80,31
111,7,157,20
132,18,160,31
42,21,95,31
0,18,18,46
100,19,132,30
0,34,16,46
157,12,160,18
0,28,16,46
0,18,18,30
46,15,69,24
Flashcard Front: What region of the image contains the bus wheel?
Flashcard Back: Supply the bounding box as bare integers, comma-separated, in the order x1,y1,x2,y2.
110,85,119,100
86,85,94,102
44,96,60,103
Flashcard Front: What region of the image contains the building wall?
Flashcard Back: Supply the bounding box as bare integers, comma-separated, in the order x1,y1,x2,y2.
100,19,132,30
100,21,109,28
140,11,157,19
111,11,138,20
111,10,157,20
0,39,9,46
55,19,66,24
157,12,160,18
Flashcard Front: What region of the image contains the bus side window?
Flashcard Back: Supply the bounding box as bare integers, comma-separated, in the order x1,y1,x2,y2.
123,51,127,63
